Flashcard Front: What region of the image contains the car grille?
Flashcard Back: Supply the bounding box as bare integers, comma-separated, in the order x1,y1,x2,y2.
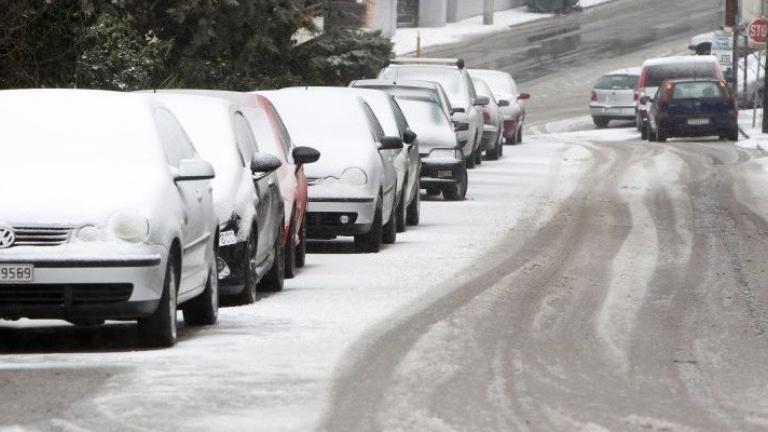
0,284,133,306
12,226,72,247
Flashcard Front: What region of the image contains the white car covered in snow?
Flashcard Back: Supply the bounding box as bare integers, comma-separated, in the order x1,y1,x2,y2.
262,88,402,253
0,89,219,348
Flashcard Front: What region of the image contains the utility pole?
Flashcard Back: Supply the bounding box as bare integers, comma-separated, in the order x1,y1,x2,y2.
484,0,494,25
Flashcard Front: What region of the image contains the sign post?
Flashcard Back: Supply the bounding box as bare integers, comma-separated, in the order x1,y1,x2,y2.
748,16,768,132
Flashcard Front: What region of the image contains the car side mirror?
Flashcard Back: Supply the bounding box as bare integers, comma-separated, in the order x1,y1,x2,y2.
450,107,466,115
473,96,490,106
497,99,510,107
251,152,282,177
380,136,404,150
517,93,531,100
453,121,470,132
403,129,417,144
292,146,320,165
175,159,215,182
639,96,651,105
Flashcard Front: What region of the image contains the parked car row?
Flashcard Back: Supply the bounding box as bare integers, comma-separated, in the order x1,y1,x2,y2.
590,54,738,142
0,58,529,348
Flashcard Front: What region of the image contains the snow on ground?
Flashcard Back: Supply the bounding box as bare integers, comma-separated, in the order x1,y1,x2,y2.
738,108,768,152
0,135,595,432
392,0,617,55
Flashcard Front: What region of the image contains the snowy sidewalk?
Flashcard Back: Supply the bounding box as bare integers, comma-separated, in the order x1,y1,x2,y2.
392,0,617,56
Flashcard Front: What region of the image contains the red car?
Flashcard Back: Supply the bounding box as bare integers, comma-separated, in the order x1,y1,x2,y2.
247,94,320,277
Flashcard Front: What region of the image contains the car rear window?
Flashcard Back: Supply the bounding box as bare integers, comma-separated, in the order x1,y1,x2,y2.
645,63,718,87
595,74,638,90
671,82,724,99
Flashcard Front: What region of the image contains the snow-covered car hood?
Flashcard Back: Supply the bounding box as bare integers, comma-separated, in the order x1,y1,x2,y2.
414,123,458,153
301,140,380,180
0,162,166,227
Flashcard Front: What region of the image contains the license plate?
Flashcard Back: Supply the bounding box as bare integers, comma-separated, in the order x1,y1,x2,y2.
687,118,710,125
0,264,34,284
437,170,452,177
219,230,237,247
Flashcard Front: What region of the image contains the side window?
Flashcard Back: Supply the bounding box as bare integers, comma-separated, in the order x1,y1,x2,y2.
464,72,477,100
233,112,257,166
269,105,293,157
390,98,410,133
155,108,197,167
361,101,385,142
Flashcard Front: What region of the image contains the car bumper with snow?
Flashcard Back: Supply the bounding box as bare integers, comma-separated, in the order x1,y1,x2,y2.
305,185,378,239
420,157,466,188
590,105,636,120
0,243,167,321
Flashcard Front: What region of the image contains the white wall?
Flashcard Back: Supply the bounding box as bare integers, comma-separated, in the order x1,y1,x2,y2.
367,0,399,37
446,0,527,22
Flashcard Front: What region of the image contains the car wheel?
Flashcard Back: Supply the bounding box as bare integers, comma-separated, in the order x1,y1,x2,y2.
295,214,307,268
406,189,420,226
443,169,468,201
729,127,740,141
475,148,483,165
486,141,500,160
182,262,219,326
231,230,258,305
426,187,441,196
516,127,524,144
465,152,476,169
506,130,517,145
641,122,649,140
284,222,297,279
257,233,285,292
382,199,397,245
593,117,610,128
636,113,643,131
138,257,178,348
355,199,383,253
396,187,407,233
657,127,668,143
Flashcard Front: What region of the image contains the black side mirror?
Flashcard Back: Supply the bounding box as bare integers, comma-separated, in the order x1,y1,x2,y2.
403,129,417,144
251,152,282,176
450,107,466,115
497,99,510,107
453,121,470,132
473,96,490,106
380,136,404,150
292,146,320,165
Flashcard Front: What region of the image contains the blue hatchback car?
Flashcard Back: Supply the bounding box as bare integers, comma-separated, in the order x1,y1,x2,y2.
646,79,739,142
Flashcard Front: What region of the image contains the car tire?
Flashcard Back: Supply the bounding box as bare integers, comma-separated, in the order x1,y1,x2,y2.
657,127,668,143
466,152,476,169
138,257,178,348
443,169,468,201
475,148,483,165
382,200,397,245
506,129,517,145
395,187,407,233
355,199,383,253
728,127,739,141
426,187,441,196
593,117,610,128
284,222,297,279
258,234,285,292
295,214,307,268
641,122,649,140
232,231,258,305
182,263,219,326
486,141,500,160
517,127,524,144
406,189,420,226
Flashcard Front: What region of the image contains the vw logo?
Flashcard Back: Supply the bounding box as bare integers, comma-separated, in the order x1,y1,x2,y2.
0,226,15,249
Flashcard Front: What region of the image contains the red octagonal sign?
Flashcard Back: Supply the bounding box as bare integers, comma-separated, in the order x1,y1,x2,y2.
748,16,768,44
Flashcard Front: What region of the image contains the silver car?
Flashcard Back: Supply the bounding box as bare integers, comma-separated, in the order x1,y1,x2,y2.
378,58,489,169
262,88,403,253
0,89,219,348
590,67,640,127
471,78,504,160
346,88,422,230
396,95,468,201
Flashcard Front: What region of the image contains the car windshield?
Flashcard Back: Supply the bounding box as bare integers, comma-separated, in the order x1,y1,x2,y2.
472,79,495,99
396,96,452,131
645,63,717,87
362,86,441,106
470,71,517,95
671,81,724,99
595,74,638,90
381,67,466,104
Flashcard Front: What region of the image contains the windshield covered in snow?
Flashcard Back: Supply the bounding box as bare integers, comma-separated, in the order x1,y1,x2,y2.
397,97,452,131
469,71,517,95
361,86,442,106
645,63,719,87
671,81,724,99
595,74,638,90
380,67,466,105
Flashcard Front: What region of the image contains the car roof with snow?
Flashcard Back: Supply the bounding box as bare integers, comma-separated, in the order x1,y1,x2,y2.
351,79,443,91
642,55,718,67
605,67,641,76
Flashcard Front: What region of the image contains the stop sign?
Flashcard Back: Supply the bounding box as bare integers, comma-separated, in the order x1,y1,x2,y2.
748,16,768,44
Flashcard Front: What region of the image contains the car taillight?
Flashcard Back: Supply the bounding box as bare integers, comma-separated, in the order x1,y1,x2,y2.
658,82,673,104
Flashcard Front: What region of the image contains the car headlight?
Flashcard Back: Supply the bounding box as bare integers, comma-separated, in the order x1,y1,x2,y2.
76,225,102,242
340,168,368,185
109,211,150,243
429,148,461,159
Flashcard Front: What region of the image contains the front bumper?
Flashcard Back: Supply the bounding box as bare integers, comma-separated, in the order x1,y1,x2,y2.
305,196,377,239
420,158,466,188
0,243,166,320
